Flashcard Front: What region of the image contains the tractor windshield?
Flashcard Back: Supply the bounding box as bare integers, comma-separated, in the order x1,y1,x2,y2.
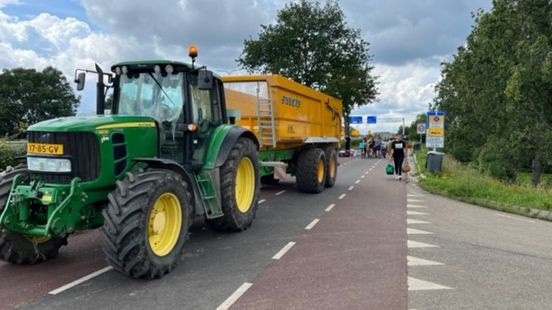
117,72,184,123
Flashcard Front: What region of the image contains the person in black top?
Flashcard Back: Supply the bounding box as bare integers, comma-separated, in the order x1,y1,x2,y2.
389,134,407,180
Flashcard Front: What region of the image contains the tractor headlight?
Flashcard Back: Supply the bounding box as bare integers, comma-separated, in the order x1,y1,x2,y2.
27,157,72,173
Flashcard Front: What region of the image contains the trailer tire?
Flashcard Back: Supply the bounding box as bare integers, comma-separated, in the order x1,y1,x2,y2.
324,148,338,188
0,165,67,265
102,169,192,279
296,148,326,193
207,138,260,232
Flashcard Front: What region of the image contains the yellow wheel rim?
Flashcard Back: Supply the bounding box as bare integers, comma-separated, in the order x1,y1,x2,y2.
317,159,325,183
329,155,336,179
148,192,182,257
235,157,255,213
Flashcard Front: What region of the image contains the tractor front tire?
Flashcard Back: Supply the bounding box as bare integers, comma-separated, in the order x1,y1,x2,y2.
102,169,192,279
207,138,260,232
0,165,67,264
296,148,326,193
324,147,338,188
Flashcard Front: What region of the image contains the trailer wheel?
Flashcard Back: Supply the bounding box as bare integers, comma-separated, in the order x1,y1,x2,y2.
102,169,192,279
324,148,338,187
207,138,260,232
296,148,326,193
0,165,67,264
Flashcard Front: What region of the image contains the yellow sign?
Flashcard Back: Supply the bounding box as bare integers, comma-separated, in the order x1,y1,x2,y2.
27,143,64,155
428,127,444,136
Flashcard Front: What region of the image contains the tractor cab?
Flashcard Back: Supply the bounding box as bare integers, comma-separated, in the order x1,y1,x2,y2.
76,47,228,169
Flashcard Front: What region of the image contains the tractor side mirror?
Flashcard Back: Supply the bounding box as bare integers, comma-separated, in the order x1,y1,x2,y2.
198,70,213,90
75,72,86,91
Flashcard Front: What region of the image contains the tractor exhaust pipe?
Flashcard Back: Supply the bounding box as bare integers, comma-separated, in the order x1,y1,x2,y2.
95,63,105,115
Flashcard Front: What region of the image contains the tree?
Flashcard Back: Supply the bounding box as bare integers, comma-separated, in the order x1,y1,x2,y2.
237,0,377,136
434,0,552,185
0,67,80,137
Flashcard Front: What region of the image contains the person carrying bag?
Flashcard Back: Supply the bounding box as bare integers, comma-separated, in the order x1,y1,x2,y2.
389,134,407,180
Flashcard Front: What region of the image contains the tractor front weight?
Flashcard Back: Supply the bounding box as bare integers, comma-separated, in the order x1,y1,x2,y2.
0,177,100,238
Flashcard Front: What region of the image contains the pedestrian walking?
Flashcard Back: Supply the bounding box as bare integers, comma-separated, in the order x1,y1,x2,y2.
389,133,407,180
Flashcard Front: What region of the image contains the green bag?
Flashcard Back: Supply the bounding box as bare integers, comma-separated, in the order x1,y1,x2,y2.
386,163,394,175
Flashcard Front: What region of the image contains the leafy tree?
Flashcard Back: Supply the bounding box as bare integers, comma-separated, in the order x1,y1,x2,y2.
237,0,377,136
0,67,80,137
434,0,552,185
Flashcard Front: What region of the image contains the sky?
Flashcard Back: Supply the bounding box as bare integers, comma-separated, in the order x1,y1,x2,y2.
0,0,492,133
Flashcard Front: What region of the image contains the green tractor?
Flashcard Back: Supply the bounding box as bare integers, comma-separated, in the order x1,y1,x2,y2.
0,48,260,278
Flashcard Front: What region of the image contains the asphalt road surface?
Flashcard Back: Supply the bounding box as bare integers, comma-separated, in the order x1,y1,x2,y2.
1,155,551,309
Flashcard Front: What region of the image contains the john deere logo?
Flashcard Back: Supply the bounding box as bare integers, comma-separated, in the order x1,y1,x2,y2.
282,96,300,108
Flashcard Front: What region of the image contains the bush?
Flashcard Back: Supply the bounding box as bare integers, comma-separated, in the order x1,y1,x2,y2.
477,139,517,182
0,140,26,170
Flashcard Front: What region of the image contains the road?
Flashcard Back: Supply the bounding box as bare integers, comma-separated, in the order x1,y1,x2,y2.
0,156,551,309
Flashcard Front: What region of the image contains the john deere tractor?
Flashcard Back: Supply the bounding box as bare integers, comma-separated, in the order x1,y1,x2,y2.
0,47,260,278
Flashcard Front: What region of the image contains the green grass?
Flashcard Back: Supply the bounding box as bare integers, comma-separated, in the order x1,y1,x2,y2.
413,149,552,221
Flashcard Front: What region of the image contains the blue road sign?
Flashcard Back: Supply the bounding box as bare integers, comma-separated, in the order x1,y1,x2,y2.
349,116,363,124
367,116,377,124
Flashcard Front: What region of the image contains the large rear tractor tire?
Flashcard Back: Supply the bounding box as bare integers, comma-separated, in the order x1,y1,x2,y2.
296,148,326,193
207,138,260,232
102,169,192,279
324,147,338,188
0,165,67,264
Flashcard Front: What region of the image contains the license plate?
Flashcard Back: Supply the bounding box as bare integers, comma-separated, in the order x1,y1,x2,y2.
27,143,64,155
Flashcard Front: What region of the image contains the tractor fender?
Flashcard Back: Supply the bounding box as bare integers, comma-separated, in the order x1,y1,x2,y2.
214,127,259,168
132,158,204,216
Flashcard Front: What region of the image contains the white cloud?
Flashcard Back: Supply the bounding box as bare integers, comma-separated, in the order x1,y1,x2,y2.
0,0,18,8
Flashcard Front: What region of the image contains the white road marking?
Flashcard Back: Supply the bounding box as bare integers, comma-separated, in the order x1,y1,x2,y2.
365,170,370,173
407,240,439,248
49,266,113,295
407,228,434,235
408,199,424,203
355,180,360,184
361,175,365,178
495,213,536,224
338,193,346,200
407,219,431,224
272,242,296,260
407,194,424,198
258,199,266,204
407,211,428,215
325,204,335,212
216,282,253,310
407,256,444,266
407,204,427,209
348,186,354,191
274,190,286,196
305,219,320,230
408,277,452,291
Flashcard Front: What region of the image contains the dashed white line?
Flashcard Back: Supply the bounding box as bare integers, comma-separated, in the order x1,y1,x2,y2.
495,213,536,223
407,240,439,248
407,218,431,224
407,256,443,266
407,210,428,215
49,266,113,295
325,204,335,212
407,204,427,209
408,277,452,291
338,193,346,200
355,180,360,184
258,199,266,204
408,194,424,198
216,282,253,310
272,242,296,260
305,219,320,230
274,190,286,196
407,228,434,235
348,186,354,191
407,199,424,203
361,175,365,179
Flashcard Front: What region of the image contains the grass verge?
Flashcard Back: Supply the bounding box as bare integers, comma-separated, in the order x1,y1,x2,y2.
413,149,552,221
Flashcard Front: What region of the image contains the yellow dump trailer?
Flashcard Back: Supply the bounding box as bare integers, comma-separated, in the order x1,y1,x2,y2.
222,75,343,193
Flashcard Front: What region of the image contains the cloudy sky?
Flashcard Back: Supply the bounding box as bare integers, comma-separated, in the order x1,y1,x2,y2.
0,0,491,133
